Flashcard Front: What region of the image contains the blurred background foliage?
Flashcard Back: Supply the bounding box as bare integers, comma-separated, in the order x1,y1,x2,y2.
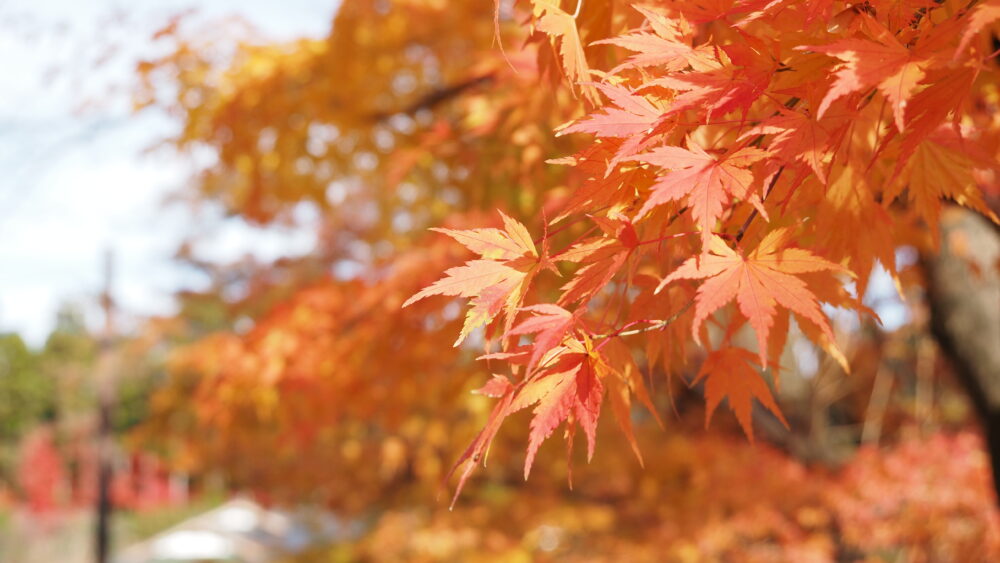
1,1,999,562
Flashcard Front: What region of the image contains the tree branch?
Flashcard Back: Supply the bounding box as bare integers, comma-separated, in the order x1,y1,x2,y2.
370,74,495,122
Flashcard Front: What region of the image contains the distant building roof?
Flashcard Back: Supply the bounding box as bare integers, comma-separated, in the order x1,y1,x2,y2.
114,497,357,563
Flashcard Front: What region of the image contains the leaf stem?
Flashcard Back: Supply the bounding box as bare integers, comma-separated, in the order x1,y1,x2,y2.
593,299,695,341
735,165,785,242
634,231,699,247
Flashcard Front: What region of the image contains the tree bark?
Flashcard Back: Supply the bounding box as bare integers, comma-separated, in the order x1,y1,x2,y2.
925,207,1000,503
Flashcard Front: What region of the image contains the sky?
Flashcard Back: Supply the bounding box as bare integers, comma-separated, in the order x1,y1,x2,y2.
0,1,339,345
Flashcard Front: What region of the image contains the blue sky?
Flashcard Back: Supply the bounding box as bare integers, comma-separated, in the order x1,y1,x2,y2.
0,1,338,345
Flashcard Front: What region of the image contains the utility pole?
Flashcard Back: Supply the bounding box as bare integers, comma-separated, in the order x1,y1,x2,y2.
94,248,116,563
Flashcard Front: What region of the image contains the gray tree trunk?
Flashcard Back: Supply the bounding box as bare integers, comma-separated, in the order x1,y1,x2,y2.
926,207,1000,502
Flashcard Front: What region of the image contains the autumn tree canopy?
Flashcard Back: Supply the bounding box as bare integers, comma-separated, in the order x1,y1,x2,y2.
406,0,1000,501
141,0,1000,533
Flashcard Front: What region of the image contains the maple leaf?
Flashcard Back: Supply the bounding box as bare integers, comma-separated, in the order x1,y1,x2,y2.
445,350,583,507
813,166,895,300
404,211,546,345
696,347,788,441
634,141,769,247
675,0,776,24
430,222,535,261
405,260,520,305
805,34,926,132
462,338,610,484
890,132,1000,236
740,108,832,182
558,83,660,139
522,347,604,479
657,229,845,367
595,337,661,466
444,373,525,507
508,304,577,372
895,66,977,164
548,141,648,221
594,5,697,73
555,217,639,306
956,0,1000,55
473,374,514,398
532,1,599,105
653,42,774,120
446,388,516,508
404,260,523,345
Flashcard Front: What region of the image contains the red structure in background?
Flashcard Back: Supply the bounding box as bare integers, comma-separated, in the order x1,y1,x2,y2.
111,452,184,511
15,425,185,515
17,427,65,515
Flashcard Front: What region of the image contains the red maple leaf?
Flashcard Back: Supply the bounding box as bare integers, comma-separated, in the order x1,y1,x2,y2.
508,304,578,372
522,344,604,480
652,41,775,120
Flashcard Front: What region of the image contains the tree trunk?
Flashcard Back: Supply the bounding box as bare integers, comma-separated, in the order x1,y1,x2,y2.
925,207,1000,503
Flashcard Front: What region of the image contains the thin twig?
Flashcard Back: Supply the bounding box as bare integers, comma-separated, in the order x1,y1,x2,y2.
593,299,694,340
735,165,785,242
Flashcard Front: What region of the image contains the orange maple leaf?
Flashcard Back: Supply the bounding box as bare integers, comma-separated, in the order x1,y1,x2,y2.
533,1,599,105
741,108,832,182
891,131,1000,234
957,0,1000,56
635,141,769,246
404,211,546,345
449,338,609,497
473,374,514,398
806,33,926,132
697,347,788,441
555,217,639,306
594,5,696,73
559,83,661,139
657,229,846,367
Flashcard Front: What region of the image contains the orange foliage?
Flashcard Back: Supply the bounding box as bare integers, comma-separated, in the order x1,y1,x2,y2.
302,432,998,562
409,0,1000,498
136,1,1000,547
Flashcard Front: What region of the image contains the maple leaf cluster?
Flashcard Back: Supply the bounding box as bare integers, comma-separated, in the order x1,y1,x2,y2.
408,0,1000,500
135,0,1000,512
